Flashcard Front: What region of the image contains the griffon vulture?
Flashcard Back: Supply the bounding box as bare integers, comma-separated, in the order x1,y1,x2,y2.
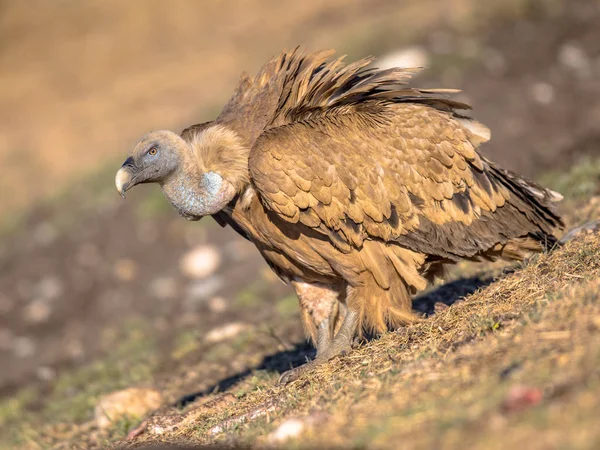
115,49,564,383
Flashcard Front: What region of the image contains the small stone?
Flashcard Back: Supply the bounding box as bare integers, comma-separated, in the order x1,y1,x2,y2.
531,82,554,105
204,322,249,343
377,46,429,70
267,418,305,444
114,259,138,282
207,296,228,313
35,276,63,300
150,277,177,300
33,222,58,246
502,385,543,412
36,366,56,381
265,414,327,445
558,43,590,73
185,276,224,304
13,336,35,358
24,299,52,323
180,245,221,279
95,388,163,429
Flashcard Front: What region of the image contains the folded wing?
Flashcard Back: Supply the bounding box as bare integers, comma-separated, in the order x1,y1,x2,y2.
249,101,562,260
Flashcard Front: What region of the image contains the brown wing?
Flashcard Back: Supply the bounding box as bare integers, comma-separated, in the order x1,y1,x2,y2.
249,102,562,260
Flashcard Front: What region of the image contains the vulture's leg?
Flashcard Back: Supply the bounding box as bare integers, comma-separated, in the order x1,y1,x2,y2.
315,317,332,358
323,308,358,356
291,280,340,350
331,300,348,342
279,308,358,385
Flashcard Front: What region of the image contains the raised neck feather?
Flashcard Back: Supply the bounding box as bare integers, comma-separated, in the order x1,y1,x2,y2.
187,124,251,193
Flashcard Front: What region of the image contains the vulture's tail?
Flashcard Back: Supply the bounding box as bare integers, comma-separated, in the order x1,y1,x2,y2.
480,158,564,260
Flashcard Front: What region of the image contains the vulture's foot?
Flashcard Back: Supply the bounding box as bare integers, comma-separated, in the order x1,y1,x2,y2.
558,220,600,245
315,318,333,358
279,310,358,385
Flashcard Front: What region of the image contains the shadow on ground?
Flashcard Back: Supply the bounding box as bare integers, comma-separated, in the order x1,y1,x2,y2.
412,274,497,315
175,274,495,407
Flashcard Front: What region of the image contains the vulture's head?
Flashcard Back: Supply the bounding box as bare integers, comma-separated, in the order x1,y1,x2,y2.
115,130,183,197
116,126,249,219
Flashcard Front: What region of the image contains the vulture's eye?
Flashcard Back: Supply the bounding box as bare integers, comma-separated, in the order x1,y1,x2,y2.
147,147,158,156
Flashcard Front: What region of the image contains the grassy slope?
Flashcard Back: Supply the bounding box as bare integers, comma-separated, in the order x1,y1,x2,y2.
194,235,600,450
1,159,599,450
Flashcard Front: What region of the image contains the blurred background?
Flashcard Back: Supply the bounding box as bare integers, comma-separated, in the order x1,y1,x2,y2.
0,0,599,446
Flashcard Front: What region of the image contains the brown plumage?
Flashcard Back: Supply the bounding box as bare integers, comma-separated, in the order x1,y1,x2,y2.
115,49,563,380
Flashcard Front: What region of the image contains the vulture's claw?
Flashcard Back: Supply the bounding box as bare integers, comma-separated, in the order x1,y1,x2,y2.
279,310,358,385
278,362,317,385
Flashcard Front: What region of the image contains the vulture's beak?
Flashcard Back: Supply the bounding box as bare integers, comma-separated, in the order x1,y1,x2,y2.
115,157,136,199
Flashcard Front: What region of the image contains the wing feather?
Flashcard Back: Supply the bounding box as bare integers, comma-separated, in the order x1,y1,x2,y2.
249,101,561,260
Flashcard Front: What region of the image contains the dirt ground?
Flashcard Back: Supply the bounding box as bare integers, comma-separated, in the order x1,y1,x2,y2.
1,0,600,449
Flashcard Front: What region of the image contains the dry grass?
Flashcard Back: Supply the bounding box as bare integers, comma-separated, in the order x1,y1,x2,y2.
120,232,600,450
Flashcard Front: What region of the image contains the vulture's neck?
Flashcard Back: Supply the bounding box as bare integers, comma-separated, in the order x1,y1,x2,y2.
161,173,216,219
187,124,251,192
161,124,251,219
